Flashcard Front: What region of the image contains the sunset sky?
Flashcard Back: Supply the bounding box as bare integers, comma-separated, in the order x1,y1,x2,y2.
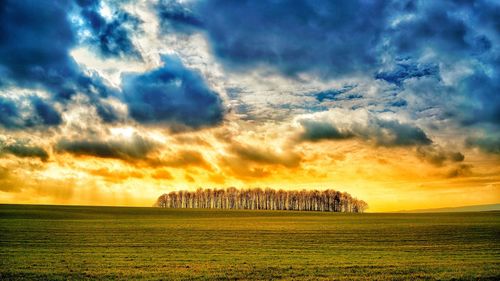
0,0,499,211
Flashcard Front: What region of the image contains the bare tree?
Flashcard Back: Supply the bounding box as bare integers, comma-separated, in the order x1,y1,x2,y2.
155,187,368,213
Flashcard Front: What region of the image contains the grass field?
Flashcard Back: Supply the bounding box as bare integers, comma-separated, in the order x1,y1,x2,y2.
0,204,499,280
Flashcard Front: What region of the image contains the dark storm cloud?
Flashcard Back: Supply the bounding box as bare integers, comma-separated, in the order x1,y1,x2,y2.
0,1,224,131
375,62,440,87
75,0,142,59
0,96,62,129
386,0,494,59
158,1,500,136
416,145,464,166
0,97,23,129
299,117,432,147
172,0,388,78
386,0,500,127
152,0,500,80
56,134,156,161
30,96,63,126
1,0,498,158
466,135,500,154
376,120,432,147
0,0,120,124
457,66,500,126
299,120,352,142
314,85,357,102
121,55,224,130
0,0,79,96
0,140,49,161
156,0,204,34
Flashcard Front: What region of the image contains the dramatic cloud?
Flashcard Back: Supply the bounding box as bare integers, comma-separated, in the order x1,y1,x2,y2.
159,0,499,130
0,95,62,129
416,145,464,166
163,0,388,78
313,85,358,102
0,0,119,124
0,140,48,161
385,0,500,127
56,133,156,161
74,0,142,59
156,0,203,34
466,135,500,154
229,142,301,168
375,62,439,87
298,120,352,142
457,67,500,126
386,0,495,59
30,96,63,126
0,1,77,95
121,55,224,130
0,97,27,129
297,109,432,147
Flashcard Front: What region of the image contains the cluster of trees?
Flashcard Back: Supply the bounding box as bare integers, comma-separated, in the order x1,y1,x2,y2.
155,187,368,213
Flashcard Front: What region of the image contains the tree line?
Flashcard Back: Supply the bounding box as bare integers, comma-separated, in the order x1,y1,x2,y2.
155,187,368,213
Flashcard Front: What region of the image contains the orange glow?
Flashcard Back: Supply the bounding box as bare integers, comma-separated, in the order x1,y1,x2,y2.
1,125,498,212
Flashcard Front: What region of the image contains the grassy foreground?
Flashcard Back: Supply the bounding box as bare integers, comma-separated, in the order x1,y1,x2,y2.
0,204,498,280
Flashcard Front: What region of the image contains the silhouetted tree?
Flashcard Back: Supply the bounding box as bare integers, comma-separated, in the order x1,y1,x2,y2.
155,188,368,213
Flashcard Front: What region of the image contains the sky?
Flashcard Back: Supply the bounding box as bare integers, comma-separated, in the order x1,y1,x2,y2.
0,0,499,212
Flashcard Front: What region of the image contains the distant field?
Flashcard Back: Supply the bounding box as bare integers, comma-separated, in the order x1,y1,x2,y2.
0,205,499,280
397,203,500,213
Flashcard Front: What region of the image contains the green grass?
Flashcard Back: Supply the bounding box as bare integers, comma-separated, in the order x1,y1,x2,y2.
0,204,499,280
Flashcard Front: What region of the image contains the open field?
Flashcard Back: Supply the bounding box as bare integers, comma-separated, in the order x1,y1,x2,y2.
0,204,499,280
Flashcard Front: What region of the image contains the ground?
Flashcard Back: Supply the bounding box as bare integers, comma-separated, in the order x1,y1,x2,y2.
0,204,499,280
